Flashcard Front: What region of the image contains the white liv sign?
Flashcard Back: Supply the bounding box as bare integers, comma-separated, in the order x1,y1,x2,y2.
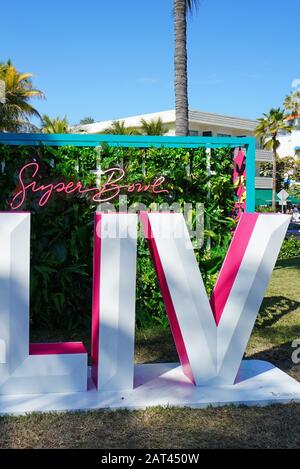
0,211,299,413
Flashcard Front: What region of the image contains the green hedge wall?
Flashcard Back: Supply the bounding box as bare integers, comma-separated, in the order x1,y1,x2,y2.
0,143,235,331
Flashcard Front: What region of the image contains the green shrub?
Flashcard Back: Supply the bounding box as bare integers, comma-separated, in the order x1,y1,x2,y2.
256,206,274,212
279,236,300,260
0,143,235,332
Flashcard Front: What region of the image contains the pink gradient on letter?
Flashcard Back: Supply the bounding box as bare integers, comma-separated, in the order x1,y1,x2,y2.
29,342,86,355
140,212,195,384
91,212,101,387
210,213,259,325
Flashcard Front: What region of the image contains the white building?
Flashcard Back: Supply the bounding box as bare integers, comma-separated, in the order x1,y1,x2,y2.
277,115,300,158
72,109,273,196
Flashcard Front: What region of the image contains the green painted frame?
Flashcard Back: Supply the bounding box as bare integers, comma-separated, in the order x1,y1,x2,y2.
0,133,256,212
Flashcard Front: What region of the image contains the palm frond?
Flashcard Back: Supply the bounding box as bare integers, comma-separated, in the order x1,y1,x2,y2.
186,0,200,12
0,60,44,131
140,117,166,136
103,120,139,135
255,107,291,150
41,115,69,134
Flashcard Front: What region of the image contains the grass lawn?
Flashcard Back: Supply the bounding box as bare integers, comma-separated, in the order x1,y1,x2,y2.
0,257,299,449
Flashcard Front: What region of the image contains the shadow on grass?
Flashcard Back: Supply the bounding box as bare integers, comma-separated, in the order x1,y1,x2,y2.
135,327,177,364
257,295,300,327
82,404,300,449
248,339,300,380
275,257,300,271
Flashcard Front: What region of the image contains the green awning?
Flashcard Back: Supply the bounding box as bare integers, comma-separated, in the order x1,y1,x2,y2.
255,189,300,206
255,189,272,206
288,195,300,204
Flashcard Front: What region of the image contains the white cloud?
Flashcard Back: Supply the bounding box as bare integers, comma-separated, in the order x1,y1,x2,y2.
292,78,300,90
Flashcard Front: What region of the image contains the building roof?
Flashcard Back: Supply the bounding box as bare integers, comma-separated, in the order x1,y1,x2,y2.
71,109,258,134
71,110,176,134
188,109,257,131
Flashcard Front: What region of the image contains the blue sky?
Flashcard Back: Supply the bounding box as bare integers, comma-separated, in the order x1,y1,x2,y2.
1,0,299,125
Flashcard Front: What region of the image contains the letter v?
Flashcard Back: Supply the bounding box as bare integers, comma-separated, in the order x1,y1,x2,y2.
140,212,290,386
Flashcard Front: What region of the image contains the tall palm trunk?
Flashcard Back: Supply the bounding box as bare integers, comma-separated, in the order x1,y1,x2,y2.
272,137,277,211
174,0,189,136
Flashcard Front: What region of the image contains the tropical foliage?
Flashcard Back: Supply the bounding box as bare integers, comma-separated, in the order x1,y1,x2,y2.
80,117,95,125
283,90,300,119
255,108,292,210
0,143,235,332
103,120,138,135
103,118,167,136
259,156,300,187
0,60,44,132
41,115,69,134
279,237,300,260
140,117,165,136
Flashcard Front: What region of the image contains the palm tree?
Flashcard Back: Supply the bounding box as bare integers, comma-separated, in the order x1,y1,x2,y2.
140,117,165,135
174,0,199,136
41,115,69,134
103,120,139,135
255,108,292,211
0,60,44,132
283,90,300,122
80,117,95,125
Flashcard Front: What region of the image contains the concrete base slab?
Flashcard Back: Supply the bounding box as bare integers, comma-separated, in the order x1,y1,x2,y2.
0,360,300,415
